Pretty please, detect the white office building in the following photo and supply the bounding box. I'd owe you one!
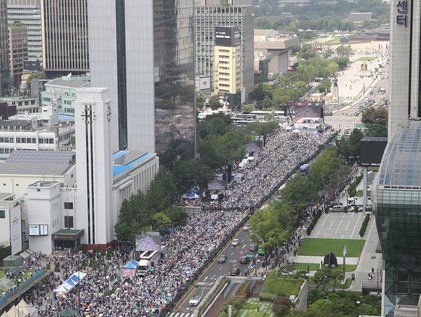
[88,0,155,153]
[389,0,421,137]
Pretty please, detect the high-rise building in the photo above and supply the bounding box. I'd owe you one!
[375,1,421,315]
[7,0,42,62]
[8,22,28,87]
[41,0,89,78]
[89,0,195,155]
[195,0,254,102]
[0,0,10,95]
[213,26,243,107]
[388,0,421,137]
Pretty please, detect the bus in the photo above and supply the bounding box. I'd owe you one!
[137,250,160,276]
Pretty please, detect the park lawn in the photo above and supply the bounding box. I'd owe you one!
[357,56,377,62]
[262,271,303,299]
[291,263,357,272]
[297,238,365,257]
[328,37,341,45]
[0,270,3,279]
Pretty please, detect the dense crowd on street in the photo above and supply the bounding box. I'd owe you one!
[2,129,334,316]
[220,130,333,210]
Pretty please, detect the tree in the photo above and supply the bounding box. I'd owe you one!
[196,93,205,111]
[242,103,256,113]
[336,45,353,58]
[167,208,187,226]
[144,169,176,213]
[361,107,388,126]
[298,44,317,60]
[366,123,387,137]
[153,212,173,231]
[173,159,213,193]
[208,95,221,110]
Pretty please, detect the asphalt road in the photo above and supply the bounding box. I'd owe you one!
[169,226,257,316]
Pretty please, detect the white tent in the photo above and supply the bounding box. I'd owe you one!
[54,271,87,293]
[13,299,37,317]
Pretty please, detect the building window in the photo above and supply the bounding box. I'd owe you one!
[0,210,5,218]
[64,202,73,209]
[64,216,74,228]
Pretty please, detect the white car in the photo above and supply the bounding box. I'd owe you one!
[243,225,250,231]
[189,296,202,306]
[232,239,239,247]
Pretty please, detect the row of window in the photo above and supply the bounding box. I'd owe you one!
[0,137,55,144]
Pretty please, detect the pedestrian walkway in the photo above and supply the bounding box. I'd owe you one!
[294,256,359,265]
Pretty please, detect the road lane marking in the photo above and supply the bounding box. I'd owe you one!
[242,244,246,249]
[204,276,208,281]
[219,266,222,270]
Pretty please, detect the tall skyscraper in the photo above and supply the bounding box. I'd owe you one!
[0,0,10,95]
[389,0,421,137]
[8,22,28,87]
[41,0,89,78]
[7,0,42,62]
[195,0,254,101]
[375,1,421,315]
[89,0,195,155]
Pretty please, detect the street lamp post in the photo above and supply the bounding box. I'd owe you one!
[342,244,347,284]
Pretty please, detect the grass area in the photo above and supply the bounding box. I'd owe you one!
[0,270,3,279]
[262,271,303,300]
[297,238,365,257]
[357,56,377,62]
[328,37,341,45]
[219,299,271,317]
[291,262,357,272]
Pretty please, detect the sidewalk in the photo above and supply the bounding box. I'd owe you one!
[294,256,359,266]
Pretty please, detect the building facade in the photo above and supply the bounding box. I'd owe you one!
[389,0,421,137]
[0,0,10,95]
[0,95,39,114]
[41,75,90,115]
[41,0,89,77]
[195,1,254,101]
[89,0,195,155]
[213,27,242,107]
[8,22,28,87]
[7,0,42,62]
[374,1,421,315]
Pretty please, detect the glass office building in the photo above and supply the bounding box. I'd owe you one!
[154,0,196,156]
[375,122,421,315]
[0,0,10,95]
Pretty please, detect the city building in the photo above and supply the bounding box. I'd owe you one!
[0,0,10,95]
[195,0,254,101]
[7,0,42,62]
[0,116,74,160]
[41,74,90,116]
[0,193,22,254]
[347,12,373,27]
[89,0,195,155]
[213,27,243,107]
[388,0,421,137]
[8,22,28,87]
[0,95,39,114]
[374,1,421,315]
[41,0,89,77]
[254,29,299,78]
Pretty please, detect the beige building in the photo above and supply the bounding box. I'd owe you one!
[41,0,89,77]
[8,22,28,87]
[213,27,242,107]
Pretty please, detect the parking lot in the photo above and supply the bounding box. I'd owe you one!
[310,211,366,239]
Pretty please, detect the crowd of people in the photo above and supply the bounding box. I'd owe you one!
[3,128,334,316]
[220,130,333,210]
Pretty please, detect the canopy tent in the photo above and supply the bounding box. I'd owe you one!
[208,180,226,191]
[292,129,301,133]
[123,260,139,277]
[182,190,200,200]
[15,299,37,317]
[54,271,87,293]
[135,234,161,252]
[299,164,310,171]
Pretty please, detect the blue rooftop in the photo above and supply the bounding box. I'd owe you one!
[112,151,154,177]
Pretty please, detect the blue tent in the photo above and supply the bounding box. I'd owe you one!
[182,190,200,200]
[123,260,139,270]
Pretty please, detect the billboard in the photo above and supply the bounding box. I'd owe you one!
[215,26,240,47]
[28,224,48,236]
[360,137,388,167]
[198,77,211,90]
[10,205,22,255]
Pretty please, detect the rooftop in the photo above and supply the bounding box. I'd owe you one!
[29,181,60,188]
[0,150,75,176]
[45,75,90,89]
[0,193,14,201]
[112,150,155,178]
[379,122,421,188]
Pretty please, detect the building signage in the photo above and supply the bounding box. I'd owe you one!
[215,26,240,47]
[396,0,408,27]
[10,206,22,255]
[29,224,48,236]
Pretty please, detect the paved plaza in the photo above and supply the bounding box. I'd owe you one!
[311,212,366,239]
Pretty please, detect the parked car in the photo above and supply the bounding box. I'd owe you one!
[189,296,202,306]
[232,239,239,247]
[249,244,258,252]
[330,204,345,212]
[218,254,227,263]
[230,267,240,276]
[240,256,250,264]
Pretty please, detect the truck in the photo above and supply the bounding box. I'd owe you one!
[137,250,160,276]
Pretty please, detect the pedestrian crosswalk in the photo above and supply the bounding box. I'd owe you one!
[167,312,192,317]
